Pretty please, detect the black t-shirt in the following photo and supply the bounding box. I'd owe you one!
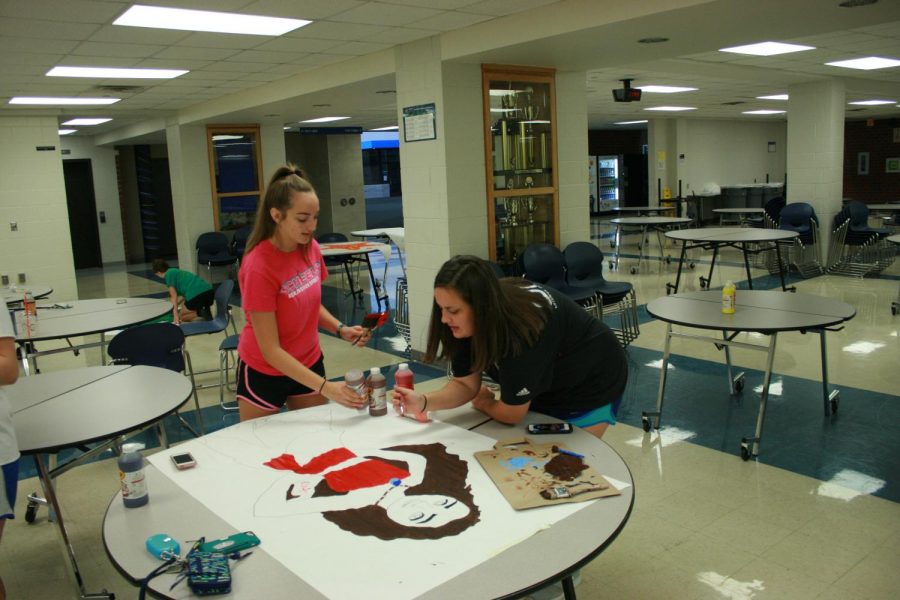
[450,284,628,414]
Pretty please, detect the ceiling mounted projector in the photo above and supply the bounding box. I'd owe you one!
[612,79,642,102]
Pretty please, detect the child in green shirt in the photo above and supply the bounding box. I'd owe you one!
[152,259,214,324]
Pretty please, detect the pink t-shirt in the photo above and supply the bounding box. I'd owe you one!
[237,239,327,376]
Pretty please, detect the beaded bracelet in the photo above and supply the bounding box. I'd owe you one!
[318,378,327,393]
[421,394,428,412]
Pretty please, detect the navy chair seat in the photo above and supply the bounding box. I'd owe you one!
[522,243,597,304]
[181,279,235,338]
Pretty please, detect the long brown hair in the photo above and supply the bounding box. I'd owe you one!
[244,164,315,257]
[424,255,549,372]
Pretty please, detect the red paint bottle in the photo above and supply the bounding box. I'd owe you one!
[396,363,429,422]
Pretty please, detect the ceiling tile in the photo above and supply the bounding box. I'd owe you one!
[0,52,61,67]
[0,0,123,23]
[327,40,393,55]
[175,32,268,50]
[56,55,142,68]
[407,10,492,31]
[201,61,266,73]
[153,46,242,61]
[0,17,99,41]
[0,37,79,54]
[291,53,350,66]
[361,26,437,45]
[330,2,443,26]
[133,58,215,70]
[462,0,557,17]
[239,0,366,20]
[297,20,389,40]
[72,41,166,59]
[385,0,482,8]
[251,36,343,53]
[228,49,308,63]
[186,69,245,80]
[88,25,193,46]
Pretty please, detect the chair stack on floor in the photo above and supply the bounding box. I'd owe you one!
[750,196,785,269]
[196,232,239,282]
[521,243,600,317]
[562,241,640,347]
[828,201,894,277]
[775,202,823,278]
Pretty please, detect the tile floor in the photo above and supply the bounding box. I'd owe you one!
[1,220,897,599]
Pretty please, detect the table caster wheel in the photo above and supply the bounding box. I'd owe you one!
[641,416,651,432]
[666,287,672,295]
[892,305,898,316]
[699,277,708,288]
[25,500,38,523]
[733,374,745,393]
[740,444,751,461]
[665,256,671,264]
[830,390,840,414]
[630,267,637,275]
[609,261,614,269]
[609,240,615,248]
[637,243,642,250]
[689,262,696,269]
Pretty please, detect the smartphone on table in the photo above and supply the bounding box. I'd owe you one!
[171,452,197,470]
[526,422,574,434]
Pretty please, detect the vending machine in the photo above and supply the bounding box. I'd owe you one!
[597,155,621,211]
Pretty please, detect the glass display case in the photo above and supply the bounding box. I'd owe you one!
[482,65,558,267]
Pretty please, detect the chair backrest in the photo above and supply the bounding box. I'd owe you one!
[764,196,785,222]
[107,323,186,373]
[563,241,606,284]
[196,231,229,253]
[521,243,566,288]
[847,201,870,228]
[212,279,234,325]
[316,232,348,244]
[779,202,813,228]
[230,226,252,258]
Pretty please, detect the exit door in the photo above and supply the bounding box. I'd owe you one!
[63,159,103,269]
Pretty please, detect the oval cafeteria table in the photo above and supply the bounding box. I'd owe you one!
[350,227,406,275]
[2,284,52,305]
[103,410,634,600]
[10,365,194,600]
[13,296,170,374]
[643,290,856,460]
[711,207,765,226]
[319,241,392,311]
[610,216,692,274]
[665,227,798,294]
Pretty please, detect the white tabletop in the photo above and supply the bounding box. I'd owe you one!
[646,290,856,333]
[887,234,900,245]
[712,208,765,214]
[13,297,170,342]
[612,206,675,213]
[866,204,900,211]
[319,241,392,262]
[3,285,52,305]
[666,226,798,243]
[103,410,634,599]
[610,216,692,226]
[9,365,192,454]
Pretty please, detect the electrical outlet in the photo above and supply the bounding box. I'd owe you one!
[1,275,8,286]
[10,222,17,232]
[18,273,26,284]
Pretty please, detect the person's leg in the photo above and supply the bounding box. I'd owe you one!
[183,289,214,322]
[0,518,6,600]
[235,359,287,422]
[284,355,328,411]
[0,459,19,600]
[568,397,622,439]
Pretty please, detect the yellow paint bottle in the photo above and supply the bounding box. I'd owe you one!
[722,280,736,314]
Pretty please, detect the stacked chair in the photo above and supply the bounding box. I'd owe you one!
[521,243,599,318]
[775,202,823,278]
[749,196,785,269]
[196,232,239,282]
[828,201,894,277]
[562,241,640,347]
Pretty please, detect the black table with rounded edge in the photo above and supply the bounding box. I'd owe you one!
[712,207,765,226]
[609,216,692,274]
[13,297,170,374]
[101,409,634,600]
[665,227,799,295]
[888,234,900,315]
[9,365,193,600]
[3,284,53,305]
[643,290,856,460]
[611,205,675,216]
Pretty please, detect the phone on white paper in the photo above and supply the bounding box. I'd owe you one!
[526,422,574,434]
[171,452,197,470]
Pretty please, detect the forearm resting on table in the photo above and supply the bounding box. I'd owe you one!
[0,338,19,385]
[478,396,529,425]
[422,376,479,412]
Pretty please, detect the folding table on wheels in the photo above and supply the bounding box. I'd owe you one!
[642,290,856,460]
[609,216,692,274]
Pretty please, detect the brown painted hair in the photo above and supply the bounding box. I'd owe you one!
[424,255,549,373]
[243,164,315,257]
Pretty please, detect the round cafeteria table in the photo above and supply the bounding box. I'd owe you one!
[610,216,692,274]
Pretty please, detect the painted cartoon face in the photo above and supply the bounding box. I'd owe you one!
[434,287,474,339]
[272,190,319,247]
[385,494,470,528]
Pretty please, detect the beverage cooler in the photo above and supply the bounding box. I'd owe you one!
[596,155,621,211]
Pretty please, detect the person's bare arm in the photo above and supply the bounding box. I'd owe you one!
[0,338,19,386]
[167,286,180,324]
[391,371,482,415]
[471,386,530,424]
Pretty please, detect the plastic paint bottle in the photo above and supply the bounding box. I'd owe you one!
[23,290,36,320]
[118,443,149,508]
[345,370,367,411]
[367,367,387,417]
[395,363,429,422]
[722,280,736,314]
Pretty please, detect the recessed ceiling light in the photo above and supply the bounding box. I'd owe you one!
[114,4,311,36]
[638,85,697,93]
[638,37,669,44]
[720,41,815,56]
[47,66,187,79]
[283,126,291,131]
[300,116,350,123]
[757,94,789,100]
[371,125,399,131]
[61,118,112,126]
[9,96,120,105]
[742,110,786,115]
[644,106,696,112]
[848,99,896,105]
[614,120,649,125]
[58,129,76,135]
[826,56,900,70]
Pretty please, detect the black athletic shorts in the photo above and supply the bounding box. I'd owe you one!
[236,354,326,412]
[184,289,214,311]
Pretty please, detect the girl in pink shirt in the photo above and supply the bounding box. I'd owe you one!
[236,165,371,421]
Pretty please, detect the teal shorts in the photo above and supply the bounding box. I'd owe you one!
[539,397,622,428]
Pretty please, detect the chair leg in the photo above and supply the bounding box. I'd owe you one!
[182,350,206,436]
[219,348,239,411]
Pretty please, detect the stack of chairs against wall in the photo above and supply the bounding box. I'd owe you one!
[562,241,640,347]
[775,202,823,278]
[521,243,600,318]
[750,196,785,269]
[828,201,895,277]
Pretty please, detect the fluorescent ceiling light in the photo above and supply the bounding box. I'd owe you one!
[47,66,187,79]
[644,106,696,112]
[114,4,310,36]
[848,99,895,106]
[283,127,291,130]
[638,85,697,93]
[212,134,244,141]
[719,41,815,56]
[58,129,76,135]
[371,125,399,131]
[742,110,786,115]
[300,116,350,123]
[62,118,111,126]
[757,94,788,100]
[9,96,120,105]
[614,120,648,125]
[826,56,900,70]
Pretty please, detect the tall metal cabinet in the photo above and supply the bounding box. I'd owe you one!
[482,65,558,268]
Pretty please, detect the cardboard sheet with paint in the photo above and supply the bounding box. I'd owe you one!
[474,438,620,510]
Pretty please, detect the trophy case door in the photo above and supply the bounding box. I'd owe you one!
[482,65,559,269]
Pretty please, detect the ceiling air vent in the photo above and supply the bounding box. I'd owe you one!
[94,85,145,94]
